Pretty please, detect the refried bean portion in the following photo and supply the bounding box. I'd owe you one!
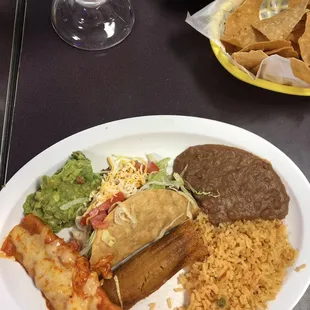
[173,144,289,225]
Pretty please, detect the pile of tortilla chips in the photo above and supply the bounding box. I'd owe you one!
[221,0,310,85]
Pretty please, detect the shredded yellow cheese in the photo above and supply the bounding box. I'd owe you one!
[86,156,148,214]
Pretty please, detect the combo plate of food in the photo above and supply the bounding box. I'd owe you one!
[0,115,309,310]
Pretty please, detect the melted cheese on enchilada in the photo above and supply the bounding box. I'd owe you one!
[1,214,120,310]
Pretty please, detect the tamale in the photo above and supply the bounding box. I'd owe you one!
[102,220,208,310]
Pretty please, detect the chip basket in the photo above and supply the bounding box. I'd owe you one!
[210,40,310,96]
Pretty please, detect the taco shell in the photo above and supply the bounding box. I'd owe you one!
[90,189,199,266]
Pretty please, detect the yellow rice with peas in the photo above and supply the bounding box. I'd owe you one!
[179,214,298,310]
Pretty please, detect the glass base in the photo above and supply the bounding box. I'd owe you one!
[51,0,135,51]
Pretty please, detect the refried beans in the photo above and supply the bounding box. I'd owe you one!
[173,144,289,225]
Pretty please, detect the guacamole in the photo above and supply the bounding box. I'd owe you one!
[23,151,101,232]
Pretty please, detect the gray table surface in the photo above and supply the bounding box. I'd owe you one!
[0,0,15,136]
[4,0,310,308]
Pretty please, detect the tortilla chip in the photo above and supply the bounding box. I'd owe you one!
[290,58,310,83]
[287,27,306,42]
[266,46,299,57]
[292,41,301,56]
[252,4,308,40]
[240,40,291,52]
[221,35,242,47]
[224,0,263,38]
[221,35,242,54]
[232,50,268,70]
[289,0,304,7]
[224,0,267,47]
[299,12,310,65]
[289,0,310,7]
[251,64,261,75]
[293,19,306,31]
[235,27,269,48]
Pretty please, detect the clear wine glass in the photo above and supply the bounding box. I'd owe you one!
[51,0,135,51]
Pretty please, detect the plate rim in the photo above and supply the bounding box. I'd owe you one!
[0,115,310,310]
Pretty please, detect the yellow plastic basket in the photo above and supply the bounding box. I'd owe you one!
[210,40,310,96]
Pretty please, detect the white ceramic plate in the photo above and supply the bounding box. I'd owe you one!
[0,115,310,310]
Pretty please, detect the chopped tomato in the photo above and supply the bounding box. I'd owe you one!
[88,208,100,217]
[91,221,109,229]
[135,160,159,173]
[80,207,99,226]
[80,192,125,228]
[69,239,81,252]
[147,161,159,173]
[110,192,125,204]
[97,201,110,212]
[134,161,142,170]
[89,211,108,229]
[80,216,87,226]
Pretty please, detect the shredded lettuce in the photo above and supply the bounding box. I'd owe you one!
[155,157,171,170]
[59,197,89,211]
[146,157,171,189]
[79,230,96,256]
[114,202,137,228]
[114,275,123,309]
[146,153,157,163]
[101,230,116,247]
[140,165,198,208]
[185,181,220,197]
[75,215,85,231]
[155,213,184,241]
[186,202,193,220]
